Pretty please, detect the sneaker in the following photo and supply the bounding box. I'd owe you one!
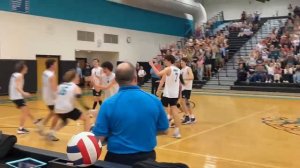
[181,115,187,121]
[17,128,30,134]
[35,119,45,136]
[46,133,59,141]
[190,117,197,124]
[182,116,191,125]
[172,132,181,139]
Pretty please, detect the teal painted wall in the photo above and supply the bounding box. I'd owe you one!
[0,0,190,36]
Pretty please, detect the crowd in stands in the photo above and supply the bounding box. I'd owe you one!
[229,11,263,38]
[157,31,229,81]
[237,5,300,84]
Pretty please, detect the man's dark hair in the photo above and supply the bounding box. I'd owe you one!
[181,57,189,63]
[63,69,77,82]
[15,61,26,72]
[46,59,56,69]
[93,58,99,62]
[101,61,113,72]
[164,55,176,64]
[115,62,136,86]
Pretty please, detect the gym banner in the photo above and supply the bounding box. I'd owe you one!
[11,0,29,13]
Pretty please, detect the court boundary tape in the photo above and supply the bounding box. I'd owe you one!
[157,148,281,168]
[159,107,276,148]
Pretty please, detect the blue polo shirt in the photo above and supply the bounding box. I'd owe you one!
[92,85,169,154]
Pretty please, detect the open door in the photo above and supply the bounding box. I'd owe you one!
[36,55,60,93]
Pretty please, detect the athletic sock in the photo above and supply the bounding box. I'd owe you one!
[167,114,171,120]
[190,114,195,118]
[174,127,180,134]
[93,102,97,109]
[98,101,102,106]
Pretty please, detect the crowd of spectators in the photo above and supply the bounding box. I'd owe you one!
[157,31,229,81]
[237,6,300,84]
[229,11,263,38]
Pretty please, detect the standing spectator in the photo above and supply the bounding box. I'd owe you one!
[150,61,161,95]
[237,63,248,82]
[92,62,168,166]
[288,4,293,16]
[292,34,300,55]
[76,62,83,86]
[138,66,146,86]
[83,63,92,88]
[293,65,300,83]
[241,11,247,22]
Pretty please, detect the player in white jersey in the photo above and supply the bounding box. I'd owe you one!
[91,59,103,110]
[9,61,42,134]
[39,59,59,134]
[180,58,196,124]
[47,70,91,141]
[100,61,119,100]
[149,55,182,138]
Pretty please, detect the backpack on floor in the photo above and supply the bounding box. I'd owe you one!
[133,160,189,168]
[0,132,17,159]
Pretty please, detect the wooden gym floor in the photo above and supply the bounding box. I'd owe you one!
[0,91,300,168]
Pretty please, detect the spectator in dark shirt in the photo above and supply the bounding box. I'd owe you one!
[83,63,92,88]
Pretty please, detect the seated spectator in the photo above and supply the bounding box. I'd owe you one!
[250,65,267,83]
[283,65,294,83]
[274,63,282,83]
[293,65,300,83]
[265,62,275,83]
[268,45,280,60]
[237,63,248,82]
[92,62,169,166]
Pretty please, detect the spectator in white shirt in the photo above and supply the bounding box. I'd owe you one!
[138,66,146,86]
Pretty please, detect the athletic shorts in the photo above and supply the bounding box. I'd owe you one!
[161,97,178,107]
[12,99,26,108]
[93,89,102,97]
[47,105,55,111]
[182,90,191,100]
[57,108,82,122]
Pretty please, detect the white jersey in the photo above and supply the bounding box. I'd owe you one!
[42,70,55,105]
[181,66,193,91]
[9,73,24,100]
[55,82,77,114]
[101,72,119,99]
[163,66,180,98]
[92,67,103,89]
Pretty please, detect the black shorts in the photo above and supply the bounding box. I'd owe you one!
[47,105,55,111]
[57,108,82,122]
[12,99,26,108]
[182,90,191,100]
[93,89,102,97]
[161,97,178,107]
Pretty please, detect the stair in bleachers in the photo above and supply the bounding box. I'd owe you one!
[202,18,285,91]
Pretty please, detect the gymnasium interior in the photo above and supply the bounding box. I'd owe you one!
[0,0,300,167]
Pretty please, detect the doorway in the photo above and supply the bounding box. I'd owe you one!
[36,55,60,93]
[75,50,119,69]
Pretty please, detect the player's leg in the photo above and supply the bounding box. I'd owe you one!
[170,103,181,139]
[17,100,41,134]
[79,112,90,131]
[43,106,55,125]
[47,114,67,141]
[180,97,190,124]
